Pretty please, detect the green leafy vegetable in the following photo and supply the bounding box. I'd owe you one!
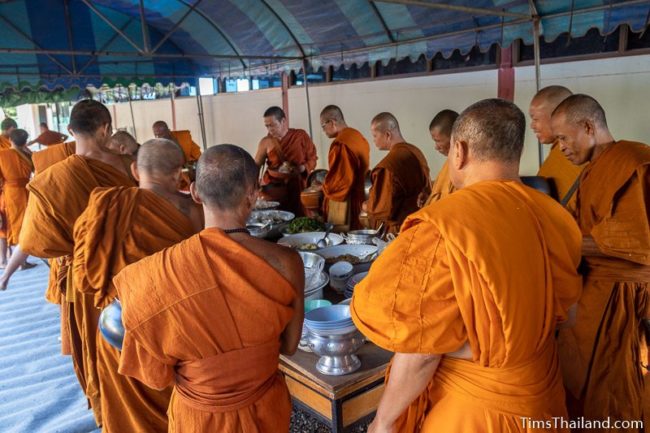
[287,217,325,234]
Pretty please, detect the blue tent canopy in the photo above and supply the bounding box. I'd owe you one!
[0,0,649,92]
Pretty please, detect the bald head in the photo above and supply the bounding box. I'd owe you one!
[320,105,347,139]
[320,105,345,123]
[137,139,184,176]
[1,118,17,134]
[152,121,172,139]
[552,94,608,129]
[108,131,139,156]
[370,112,404,151]
[69,100,111,136]
[529,85,572,144]
[429,110,458,155]
[452,98,525,163]
[195,144,259,211]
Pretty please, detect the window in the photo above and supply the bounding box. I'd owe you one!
[198,77,216,96]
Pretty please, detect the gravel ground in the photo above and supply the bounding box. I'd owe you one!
[290,404,370,433]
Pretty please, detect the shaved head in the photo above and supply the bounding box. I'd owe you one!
[195,144,259,210]
[152,120,172,139]
[320,105,345,123]
[137,138,184,175]
[452,98,525,163]
[108,131,139,156]
[529,85,572,144]
[429,110,458,135]
[69,100,111,136]
[9,129,28,146]
[1,118,17,133]
[552,94,608,129]
[371,112,400,133]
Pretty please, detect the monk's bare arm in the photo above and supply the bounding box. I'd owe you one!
[278,249,305,356]
[254,138,269,167]
[370,353,441,433]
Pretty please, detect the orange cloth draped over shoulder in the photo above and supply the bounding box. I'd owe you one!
[558,140,650,429]
[114,228,296,433]
[32,141,76,175]
[321,127,370,230]
[261,128,317,216]
[0,148,33,245]
[367,142,430,234]
[170,130,202,163]
[35,130,67,146]
[0,135,11,149]
[538,143,585,210]
[352,181,582,432]
[19,155,136,424]
[424,160,454,206]
[73,186,198,433]
[0,135,11,239]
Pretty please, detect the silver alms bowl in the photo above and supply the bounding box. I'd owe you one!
[99,299,125,351]
[306,329,365,375]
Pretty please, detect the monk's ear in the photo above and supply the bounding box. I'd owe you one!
[583,119,596,137]
[130,162,140,182]
[190,182,202,204]
[451,139,468,169]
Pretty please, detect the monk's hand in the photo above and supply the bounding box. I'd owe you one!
[367,418,396,433]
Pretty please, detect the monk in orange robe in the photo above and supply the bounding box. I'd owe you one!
[17,100,136,425]
[530,85,585,209]
[319,105,370,230]
[73,139,202,433]
[254,106,317,216]
[152,120,201,163]
[422,109,458,206]
[551,94,650,430]
[105,130,138,156]
[32,141,76,175]
[0,129,34,271]
[352,99,582,433]
[365,112,430,234]
[0,118,17,267]
[113,144,304,433]
[27,122,68,147]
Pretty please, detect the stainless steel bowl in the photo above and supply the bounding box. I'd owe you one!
[247,223,271,238]
[345,229,378,245]
[364,171,372,200]
[306,329,365,375]
[99,299,125,351]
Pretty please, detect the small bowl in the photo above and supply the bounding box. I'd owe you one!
[329,261,354,292]
[305,299,332,313]
[299,251,325,287]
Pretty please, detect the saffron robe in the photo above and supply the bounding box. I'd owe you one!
[33,142,76,175]
[424,160,455,206]
[557,140,650,430]
[34,130,67,146]
[0,134,10,239]
[352,180,582,432]
[19,155,135,424]
[170,130,202,163]
[73,186,198,433]
[114,228,296,433]
[322,128,370,230]
[538,143,584,209]
[367,142,430,234]
[0,148,33,245]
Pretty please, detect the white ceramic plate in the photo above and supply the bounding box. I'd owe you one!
[316,244,378,264]
[278,232,344,250]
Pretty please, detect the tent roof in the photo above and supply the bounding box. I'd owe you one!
[1,0,649,92]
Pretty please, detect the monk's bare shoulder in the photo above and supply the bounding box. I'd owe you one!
[240,236,304,291]
[174,192,204,231]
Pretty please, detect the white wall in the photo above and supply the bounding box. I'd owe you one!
[15,104,40,139]
[109,53,650,177]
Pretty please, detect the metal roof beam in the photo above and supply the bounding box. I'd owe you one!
[259,0,307,57]
[369,1,396,43]
[151,0,204,54]
[63,0,77,74]
[139,0,151,53]
[375,0,530,19]
[0,13,73,75]
[77,17,136,75]
[80,0,144,53]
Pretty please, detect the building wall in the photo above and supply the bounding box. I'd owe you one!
[104,54,650,177]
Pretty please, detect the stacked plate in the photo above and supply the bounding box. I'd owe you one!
[305,271,329,301]
[304,305,356,335]
[344,271,368,298]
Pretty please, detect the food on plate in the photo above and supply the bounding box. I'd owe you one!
[254,199,279,210]
[286,217,325,234]
[324,254,364,265]
[298,243,318,250]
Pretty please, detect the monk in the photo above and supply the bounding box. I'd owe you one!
[72,139,202,433]
[352,99,583,433]
[113,144,304,433]
[254,106,317,216]
[530,85,584,209]
[0,118,17,266]
[320,105,370,230]
[28,122,68,147]
[152,120,201,163]
[105,130,138,156]
[18,100,136,425]
[364,112,430,234]
[422,109,458,206]
[552,94,650,429]
[0,129,34,274]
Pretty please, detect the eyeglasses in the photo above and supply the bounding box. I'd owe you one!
[320,119,332,129]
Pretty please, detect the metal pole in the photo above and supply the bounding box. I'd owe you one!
[195,82,207,150]
[532,16,543,167]
[128,88,137,140]
[170,84,177,130]
[302,59,314,139]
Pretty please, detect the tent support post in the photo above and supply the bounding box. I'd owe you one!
[530,1,544,167]
[196,83,207,150]
[281,72,290,126]
[171,84,177,130]
[302,59,313,139]
[128,93,137,141]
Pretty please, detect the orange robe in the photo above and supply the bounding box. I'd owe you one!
[73,186,198,433]
[367,142,430,234]
[19,155,136,424]
[114,229,296,433]
[0,134,11,240]
[538,143,585,210]
[558,140,650,428]
[35,130,67,146]
[0,135,10,149]
[352,180,582,432]
[32,141,76,175]
[261,128,317,216]
[424,160,454,206]
[170,130,202,163]
[0,148,33,245]
[322,127,370,230]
